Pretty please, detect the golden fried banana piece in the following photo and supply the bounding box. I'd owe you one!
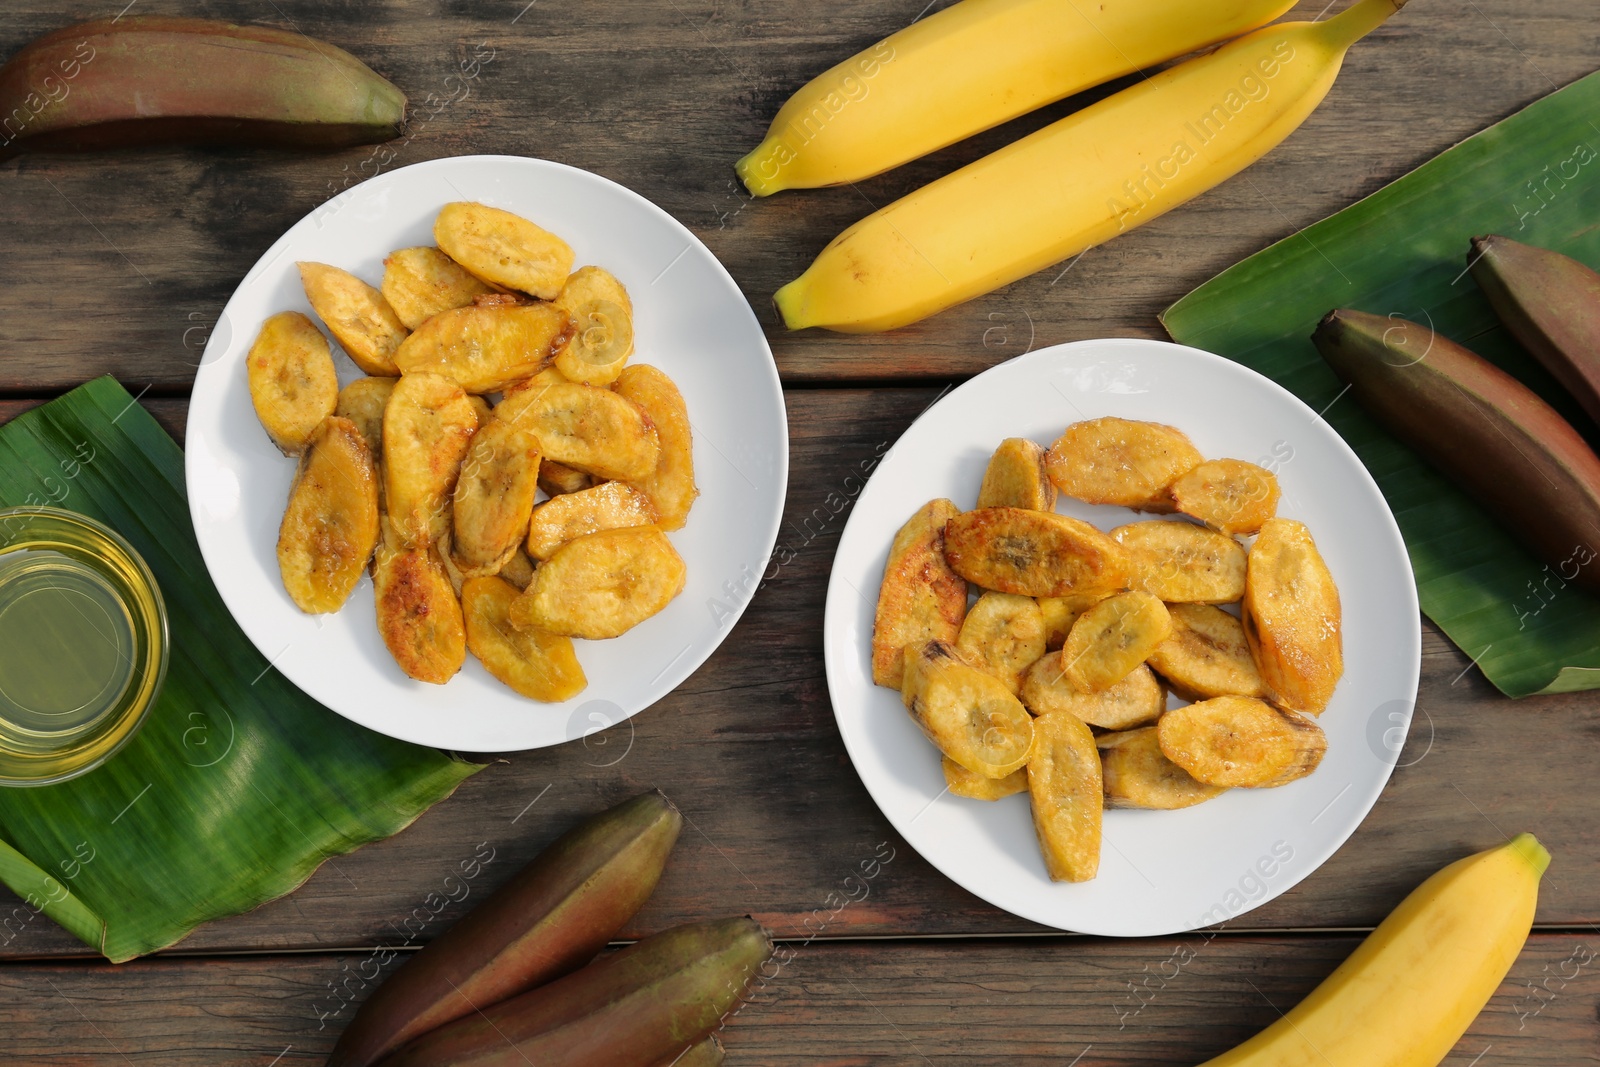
[248,311,338,454]
[1045,416,1202,509]
[1061,591,1172,693]
[495,379,660,482]
[1171,458,1281,536]
[1037,593,1106,650]
[298,262,408,376]
[335,376,397,457]
[871,499,967,689]
[1157,695,1327,788]
[525,481,658,561]
[976,437,1056,511]
[393,303,575,394]
[943,757,1028,801]
[463,576,586,702]
[1098,727,1226,810]
[942,507,1129,598]
[1242,518,1343,714]
[538,460,595,497]
[1027,710,1102,883]
[900,641,1034,779]
[497,547,536,590]
[383,373,479,546]
[373,533,467,684]
[452,417,542,577]
[509,527,685,639]
[614,365,698,530]
[381,246,498,330]
[434,201,575,299]
[554,266,634,386]
[955,591,1046,694]
[1146,603,1264,701]
[1111,520,1246,604]
[277,417,379,614]
[1019,657,1164,730]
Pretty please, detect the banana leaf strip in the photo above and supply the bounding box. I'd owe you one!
[0,377,480,961]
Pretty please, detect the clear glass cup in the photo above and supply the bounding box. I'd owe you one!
[0,506,168,786]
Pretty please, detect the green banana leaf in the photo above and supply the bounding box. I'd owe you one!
[1162,69,1600,699]
[0,377,481,962]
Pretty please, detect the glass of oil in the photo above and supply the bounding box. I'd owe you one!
[0,506,168,787]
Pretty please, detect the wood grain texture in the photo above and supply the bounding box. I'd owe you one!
[0,392,1594,961]
[1,933,1594,1064]
[0,1,1596,389]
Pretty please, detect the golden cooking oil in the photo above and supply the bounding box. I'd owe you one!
[0,508,167,786]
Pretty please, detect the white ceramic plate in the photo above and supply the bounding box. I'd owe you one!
[824,339,1420,937]
[187,156,787,752]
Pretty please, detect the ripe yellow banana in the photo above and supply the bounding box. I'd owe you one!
[775,0,1409,333]
[735,0,1297,196]
[1200,833,1549,1067]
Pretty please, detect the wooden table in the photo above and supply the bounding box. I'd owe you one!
[2,1,1597,1062]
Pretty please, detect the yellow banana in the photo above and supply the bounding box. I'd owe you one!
[775,0,1409,333]
[735,0,1297,196]
[1200,833,1548,1067]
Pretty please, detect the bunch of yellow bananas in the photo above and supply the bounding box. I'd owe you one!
[742,0,1411,332]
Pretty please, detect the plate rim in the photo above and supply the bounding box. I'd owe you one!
[185,153,789,752]
[822,336,1422,937]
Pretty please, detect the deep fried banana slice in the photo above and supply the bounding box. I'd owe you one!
[1061,591,1172,693]
[497,548,536,590]
[463,575,586,702]
[943,756,1028,801]
[1098,727,1226,809]
[1111,520,1246,604]
[383,373,479,546]
[1157,695,1327,788]
[1045,417,1202,509]
[871,499,966,689]
[1171,459,1281,536]
[1027,710,1102,883]
[942,507,1128,598]
[955,591,1046,694]
[381,246,497,330]
[434,201,575,299]
[1019,656,1164,730]
[277,417,379,613]
[1242,518,1343,714]
[1146,603,1264,701]
[248,311,338,454]
[502,372,596,498]
[452,417,542,577]
[335,376,397,457]
[393,303,575,394]
[976,437,1056,511]
[495,378,660,482]
[373,532,466,684]
[614,364,698,530]
[525,481,658,561]
[509,527,685,639]
[298,262,408,376]
[538,460,596,497]
[554,266,634,386]
[1037,592,1107,650]
[900,641,1033,779]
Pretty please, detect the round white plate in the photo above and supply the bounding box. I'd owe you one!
[823,339,1420,937]
[187,156,787,752]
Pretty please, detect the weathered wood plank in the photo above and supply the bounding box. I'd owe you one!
[1,933,1593,1063]
[0,1,1595,389]
[0,390,1595,961]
